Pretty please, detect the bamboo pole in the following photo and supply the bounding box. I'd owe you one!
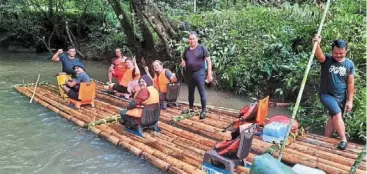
[29,74,41,103]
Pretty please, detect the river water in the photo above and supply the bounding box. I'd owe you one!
[0,50,290,173]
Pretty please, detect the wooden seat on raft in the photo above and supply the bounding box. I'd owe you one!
[67,82,96,109]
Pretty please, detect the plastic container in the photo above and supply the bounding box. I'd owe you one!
[262,121,288,143]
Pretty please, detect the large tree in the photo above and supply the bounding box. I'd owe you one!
[107,0,178,64]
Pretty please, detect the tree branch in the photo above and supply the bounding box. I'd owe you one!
[65,22,85,58]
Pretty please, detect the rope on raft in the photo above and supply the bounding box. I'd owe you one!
[85,114,121,129]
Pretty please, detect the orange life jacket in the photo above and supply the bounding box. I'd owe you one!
[125,86,159,118]
[120,68,140,87]
[113,57,126,76]
[153,69,171,93]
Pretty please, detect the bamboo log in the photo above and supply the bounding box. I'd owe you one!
[140,152,173,172]
[307,133,364,150]
[16,87,87,128]
[166,107,236,124]
[251,139,365,174]
[350,146,366,174]
[297,136,361,154]
[24,87,92,124]
[95,125,205,174]
[287,142,366,170]
[251,143,348,174]
[159,122,217,147]
[108,124,204,167]
[108,123,204,167]
[235,166,250,174]
[150,131,209,155]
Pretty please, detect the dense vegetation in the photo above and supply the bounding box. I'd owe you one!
[0,0,365,141]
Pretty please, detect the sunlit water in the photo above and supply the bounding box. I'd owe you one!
[0,50,290,173]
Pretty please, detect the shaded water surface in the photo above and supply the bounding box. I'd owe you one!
[0,50,290,173]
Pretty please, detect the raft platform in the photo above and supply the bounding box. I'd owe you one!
[14,82,366,174]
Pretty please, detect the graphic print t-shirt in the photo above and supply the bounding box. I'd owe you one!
[319,54,355,100]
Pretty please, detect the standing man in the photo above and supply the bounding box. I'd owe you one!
[52,46,84,76]
[313,34,355,150]
[180,31,213,119]
[108,48,127,84]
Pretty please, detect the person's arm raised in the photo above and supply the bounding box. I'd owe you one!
[132,56,140,76]
[52,49,63,62]
[313,34,326,63]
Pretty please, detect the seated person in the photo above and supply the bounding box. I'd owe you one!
[52,46,84,77]
[119,75,160,131]
[146,60,177,110]
[108,48,127,84]
[60,64,91,100]
[107,57,140,97]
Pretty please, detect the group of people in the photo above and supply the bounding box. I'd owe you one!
[51,32,354,150]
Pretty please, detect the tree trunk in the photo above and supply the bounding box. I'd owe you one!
[131,3,160,62]
[132,0,177,60]
[107,0,141,57]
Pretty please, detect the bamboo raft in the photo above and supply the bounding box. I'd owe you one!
[14,83,366,174]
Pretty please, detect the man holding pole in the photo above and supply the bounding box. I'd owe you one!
[313,34,355,150]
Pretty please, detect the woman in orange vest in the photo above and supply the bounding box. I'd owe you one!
[119,75,160,132]
[145,60,177,110]
[108,57,141,97]
[108,48,127,84]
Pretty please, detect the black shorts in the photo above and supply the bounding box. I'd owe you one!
[113,84,128,93]
[67,89,79,100]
